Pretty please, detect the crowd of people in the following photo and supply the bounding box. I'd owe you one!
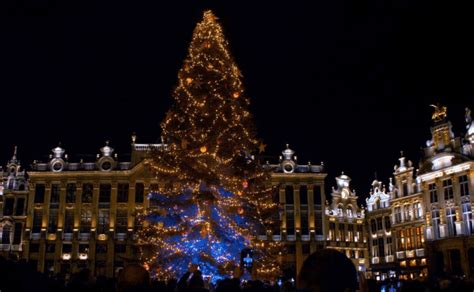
[2,249,474,292]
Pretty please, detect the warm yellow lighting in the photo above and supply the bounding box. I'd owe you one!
[200,146,207,153]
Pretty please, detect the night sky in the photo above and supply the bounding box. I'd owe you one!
[1,1,474,200]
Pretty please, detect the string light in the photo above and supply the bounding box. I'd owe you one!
[137,10,283,282]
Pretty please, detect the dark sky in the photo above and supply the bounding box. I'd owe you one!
[1,0,474,200]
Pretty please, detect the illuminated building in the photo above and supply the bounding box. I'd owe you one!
[366,178,396,281]
[0,147,28,259]
[325,173,369,272]
[23,136,162,277]
[267,145,327,277]
[389,153,427,280]
[419,106,474,277]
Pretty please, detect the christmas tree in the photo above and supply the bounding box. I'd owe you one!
[137,10,282,281]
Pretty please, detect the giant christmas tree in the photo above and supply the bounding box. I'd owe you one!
[137,10,282,281]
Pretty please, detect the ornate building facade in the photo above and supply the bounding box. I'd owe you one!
[419,106,474,277]
[23,137,160,277]
[366,178,396,281]
[267,145,327,277]
[0,147,28,259]
[325,173,369,272]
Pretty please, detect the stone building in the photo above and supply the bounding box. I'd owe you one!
[419,106,474,277]
[366,178,396,281]
[267,145,326,278]
[0,147,28,259]
[325,173,369,272]
[23,136,161,277]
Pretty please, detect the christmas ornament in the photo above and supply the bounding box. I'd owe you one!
[233,92,240,98]
[181,139,188,149]
[238,207,244,215]
[258,142,267,153]
[186,77,193,84]
[200,146,207,153]
[242,180,248,189]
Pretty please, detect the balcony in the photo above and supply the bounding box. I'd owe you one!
[406,250,415,258]
[386,255,394,263]
[301,235,310,241]
[11,244,21,251]
[116,233,127,241]
[272,234,281,241]
[0,244,10,251]
[372,257,380,264]
[287,235,296,241]
[396,251,405,259]
[78,233,90,241]
[31,233,41,240]
[63,233,73,241]
[257,235,267,240]
[416,248,425,257]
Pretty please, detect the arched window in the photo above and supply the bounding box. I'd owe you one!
[375,198,381,210]
[1,223,12,244]
[346,206,353,218]
[432,209,440,239]
[463,201,473,235]
[446,207,457,237]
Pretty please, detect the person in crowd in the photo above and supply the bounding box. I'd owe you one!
[298,249,362,292]
[117,263,150,292]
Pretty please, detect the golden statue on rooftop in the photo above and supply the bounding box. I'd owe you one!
[430,103,447,122]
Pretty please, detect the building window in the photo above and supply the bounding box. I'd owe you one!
[302,244,310,255]
[315,212,323,235]
[99,184,111,206]
[384,216,391,230]
[50,184,60,208]
[116,244,126,254]
[285,186,294,204]
[300,209,309,235]
[386,237,393,255]
[64,209,74,233]
[286,210,295,235]
[371,219,376,234]
[347,224,354,242]
[372,239,378,257]
[375,198,381,210]
[299,185,308,205]
[48,209,58,233]
[116,209,128,233]
[34,184,45,203]
[416,226,424,248]
[32,210,42,233]
[462,201,473,235]
[97,209,109,234]
[313,185,322,205]
[80,208,92,233]
[429,183,438,203]
[356,224,363,242]
[376,217,383,231]
[15,198,25,216]
[135,183,144,203]
[413,202,422,220]
[3,198,14,216]
[402,181,409,197]
[443,179,454,201]
[117,183,129,203]
[46,243,55,253]
[338,223,345,241]
[1,224,11,244]
[82,183,93,203]
[404,205,411,221]
[12,222,22,244]
[446,207,457,237]
[460,175,469,197]
[96,244,107,254]
[346,206,353,218]
[394,206,402,224]
[329,222,335,240]
[378,237,385,257]
[66,183,76,203]
[432,209,440,239]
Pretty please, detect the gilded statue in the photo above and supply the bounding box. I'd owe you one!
[430,103,447,122]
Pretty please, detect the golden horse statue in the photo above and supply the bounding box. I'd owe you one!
[430,104,447,122]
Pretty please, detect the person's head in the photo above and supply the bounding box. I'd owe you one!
[298,249,358,292]
[188,271,205,289]
[117,263,150,292]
